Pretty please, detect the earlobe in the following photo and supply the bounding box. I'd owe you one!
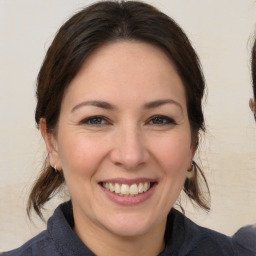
[188,146,196,170]
[39,118,61,169]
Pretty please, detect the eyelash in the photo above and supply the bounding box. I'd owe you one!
[80,115,176,127]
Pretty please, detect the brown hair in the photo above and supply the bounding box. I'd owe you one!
[28,0,210,218]
[252,38,256,101]
[251,38,256,120]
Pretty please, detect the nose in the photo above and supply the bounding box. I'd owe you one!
[109,125,150,170]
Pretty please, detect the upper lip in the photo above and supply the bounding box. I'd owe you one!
[99,178,158,186]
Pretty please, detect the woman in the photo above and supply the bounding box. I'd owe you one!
[2,1,254,255]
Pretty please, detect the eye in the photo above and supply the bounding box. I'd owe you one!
[147,115,176,126]
[80,116,110,126]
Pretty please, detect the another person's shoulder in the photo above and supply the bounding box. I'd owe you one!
[186,224,255,256]
[1,230,58,256]
[233,224,256,253]
[167,209,255,255]
[180,212,234,255]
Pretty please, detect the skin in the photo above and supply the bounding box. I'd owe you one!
[40,41,195,256]
[249,98,255,114]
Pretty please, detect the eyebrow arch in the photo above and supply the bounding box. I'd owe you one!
[71,100,116,112]
[144,99,183,112]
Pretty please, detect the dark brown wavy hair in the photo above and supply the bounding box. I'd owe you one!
[28,0,210,218]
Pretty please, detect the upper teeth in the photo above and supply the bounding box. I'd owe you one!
[102,182,150,196]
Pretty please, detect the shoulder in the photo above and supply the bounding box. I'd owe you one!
[164,209,255,256]
[1,202,72,256]
[233,224,256,253]
[1,230,59,256]
[2,201,94,256]
[179,211,234,255]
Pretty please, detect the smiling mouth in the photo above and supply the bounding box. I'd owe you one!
[100,182,156,196]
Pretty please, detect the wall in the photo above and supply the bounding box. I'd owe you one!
[0,0,255,251]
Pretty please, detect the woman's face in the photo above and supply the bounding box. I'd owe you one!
[45,41,194,238]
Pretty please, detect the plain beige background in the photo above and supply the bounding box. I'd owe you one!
[1,0,256,252]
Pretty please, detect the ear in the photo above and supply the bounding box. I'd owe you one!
[39,118,61,170]
[188,141,197,170]
[249,98,255,113]
[187,149,195,170]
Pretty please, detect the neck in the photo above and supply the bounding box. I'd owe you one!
[73,213,166,256]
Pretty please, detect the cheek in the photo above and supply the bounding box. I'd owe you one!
[153,135,192,174]
[57,134,109,176]
[57,135,110,199]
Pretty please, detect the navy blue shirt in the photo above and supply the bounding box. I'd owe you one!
[2,201,255,255]
[233,225,256,253]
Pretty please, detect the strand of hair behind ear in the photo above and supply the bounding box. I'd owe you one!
[27,159,65,220]
[183,161,210,211]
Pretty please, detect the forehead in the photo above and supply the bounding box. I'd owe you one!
[62,41,186,109]
[82,40,176,77]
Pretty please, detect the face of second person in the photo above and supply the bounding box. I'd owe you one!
[50,41,193,238]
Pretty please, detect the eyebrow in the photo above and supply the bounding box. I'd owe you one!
[144,99,183,112]
[71,99,183,112]
[71,100,116,112]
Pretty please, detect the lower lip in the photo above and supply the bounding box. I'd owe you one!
[100,184,157,206]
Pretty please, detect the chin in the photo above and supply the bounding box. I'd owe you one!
[102,212,158,238]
